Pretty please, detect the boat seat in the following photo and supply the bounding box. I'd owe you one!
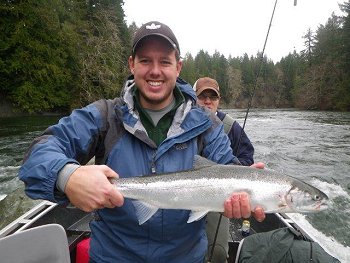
[0,223,70,263]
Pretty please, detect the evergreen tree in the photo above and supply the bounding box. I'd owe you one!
[227,57,245,108]
[240,53,255,98]
[301,28,316,66]
[0,0,73,113]
[72,0,130,107]
[211,51,229,103]
[278,52,300,102]
[0,0,130,113]
[338,1,350,110]
[194,50,211,77]
[180,53,197,85]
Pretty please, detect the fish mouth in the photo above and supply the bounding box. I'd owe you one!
[297,200,329,213]
[314,201,328,211]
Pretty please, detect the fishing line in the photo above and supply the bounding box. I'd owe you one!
[208,0,282,262]
[207,214,222,263]
[236,0,279,153]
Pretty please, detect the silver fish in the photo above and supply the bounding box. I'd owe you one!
[113,156,328,225]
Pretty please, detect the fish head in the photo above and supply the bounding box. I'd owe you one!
[284,182,329,213]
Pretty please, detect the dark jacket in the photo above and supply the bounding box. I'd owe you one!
[217,111,254,166]
[236,227,341,263]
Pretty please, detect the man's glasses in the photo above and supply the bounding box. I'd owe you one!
[197,94,220,101]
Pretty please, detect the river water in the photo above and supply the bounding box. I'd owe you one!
[0,109,349,262]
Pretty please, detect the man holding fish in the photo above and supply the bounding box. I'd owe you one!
[19,21,273,263]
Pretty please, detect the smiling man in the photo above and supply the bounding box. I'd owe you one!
[19,21,265,263]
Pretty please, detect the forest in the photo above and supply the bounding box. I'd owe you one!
[1,0,349,114]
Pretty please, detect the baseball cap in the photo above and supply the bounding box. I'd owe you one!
[132,21,180,54]
[193,77,220,97]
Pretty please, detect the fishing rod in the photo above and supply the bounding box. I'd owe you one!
[236,0,278,152]
[207,0,296,262]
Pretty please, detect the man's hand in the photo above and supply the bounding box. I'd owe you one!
[222,162,266,220]
[65,165,124,212]
[250,162,265,169]
[223,192,266,222]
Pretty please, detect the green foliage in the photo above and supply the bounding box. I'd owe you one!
[194,50,212,78]
[211,52,229,102]
[0,0,130,113]
[0,0,75,112]
[295,6,350,111]
[180,53,197,85]
[339,1,350,110]
[11,81,70,113]
[0,0,349,113]
[301,28,316,66]
[71,0,130,107]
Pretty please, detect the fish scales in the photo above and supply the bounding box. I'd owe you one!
[113,158,328,224]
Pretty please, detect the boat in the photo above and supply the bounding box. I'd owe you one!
[0,200,319,263]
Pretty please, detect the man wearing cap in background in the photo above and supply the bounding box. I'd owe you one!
[194,77,255,263]
[194,77,254,166]
[19,21,265,263]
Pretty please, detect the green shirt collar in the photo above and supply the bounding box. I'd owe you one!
[133,85,185,119]
[133,85,185,146]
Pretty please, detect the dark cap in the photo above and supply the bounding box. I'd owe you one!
[193,77,220,97]
[132,21,180,54]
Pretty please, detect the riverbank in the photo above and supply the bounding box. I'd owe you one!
[1,98,347,119]
[0,99,22,118]
[0,99,66,118]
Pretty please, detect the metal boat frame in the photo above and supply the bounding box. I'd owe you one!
[0,201,313,263]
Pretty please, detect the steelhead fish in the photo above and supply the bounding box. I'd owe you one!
[112,156,328,225]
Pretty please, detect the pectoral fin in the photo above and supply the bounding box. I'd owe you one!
[132,200,159,225]
[187,210,209,223]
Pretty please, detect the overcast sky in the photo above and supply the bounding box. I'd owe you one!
[123,0,343,62]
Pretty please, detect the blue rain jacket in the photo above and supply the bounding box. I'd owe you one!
[19,77,237,263]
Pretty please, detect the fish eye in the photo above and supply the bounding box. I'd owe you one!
[313,195,320,201]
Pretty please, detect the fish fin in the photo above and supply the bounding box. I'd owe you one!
[132,200,159,225]
[193,155,217,170]
[187,210,209,223]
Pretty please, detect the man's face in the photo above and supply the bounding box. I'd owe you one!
[197,90,220,113]
[128,36,182,110]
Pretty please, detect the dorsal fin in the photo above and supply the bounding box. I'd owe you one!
[193,155,216,170]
